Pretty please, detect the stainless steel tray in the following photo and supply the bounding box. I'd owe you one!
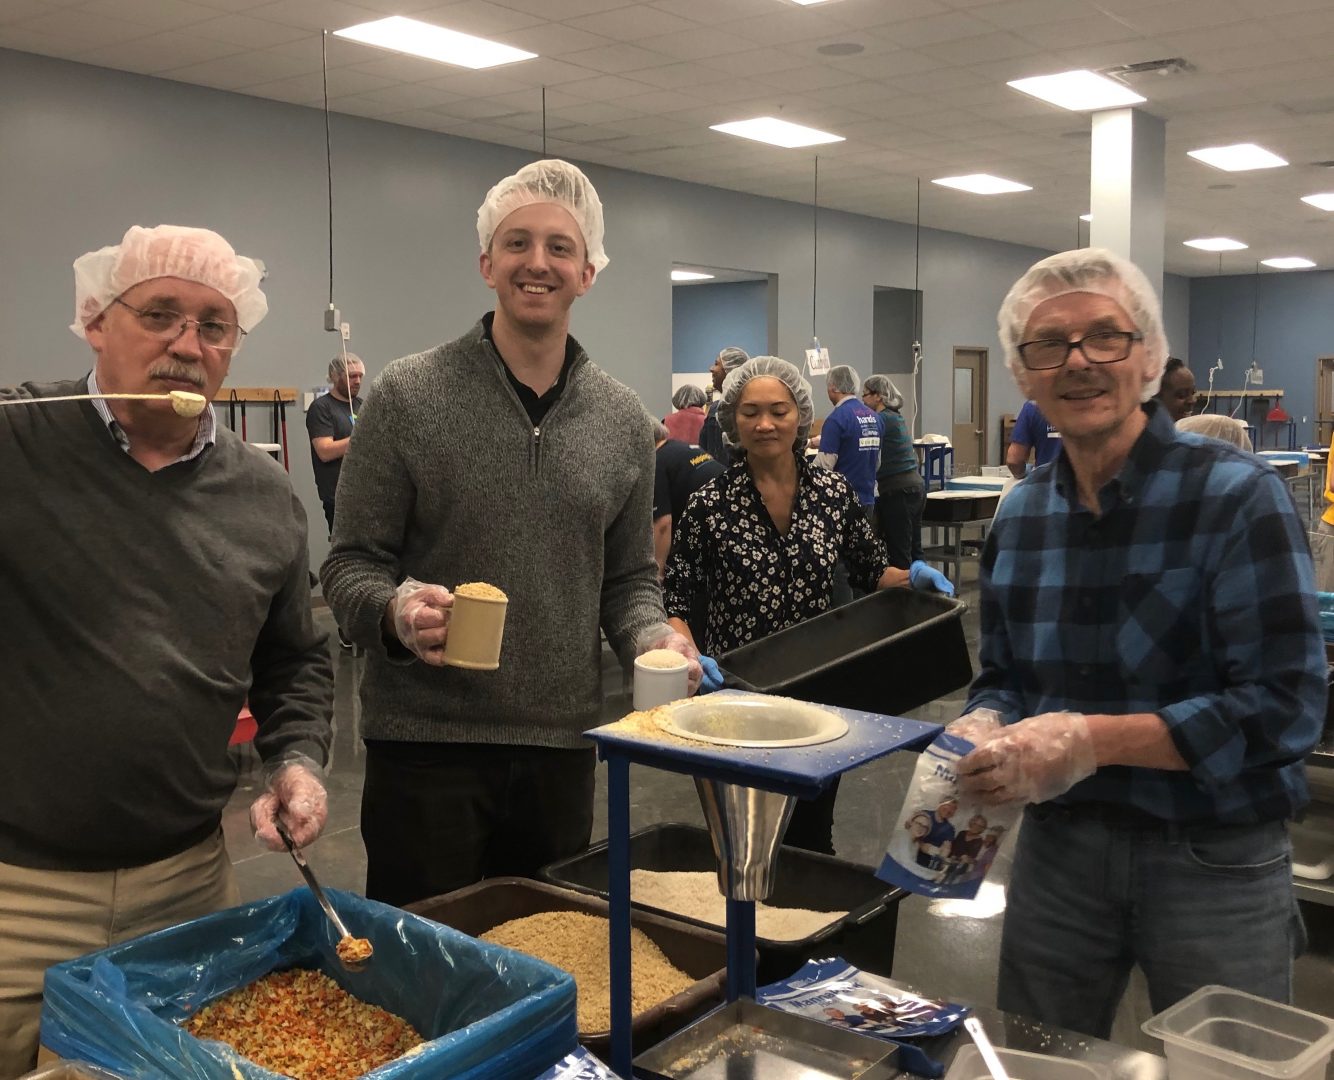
[633,998,900,1079]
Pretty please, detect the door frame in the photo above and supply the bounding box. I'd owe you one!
[951,346,990,471]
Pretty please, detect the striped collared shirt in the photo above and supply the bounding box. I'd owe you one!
[965,400,1325,824]
[87,371,216,464]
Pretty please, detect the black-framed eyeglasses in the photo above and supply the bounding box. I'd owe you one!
[113,297,246,350]
[1017,329,1142,371]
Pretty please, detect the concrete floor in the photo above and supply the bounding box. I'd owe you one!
[221,558,1334,1062]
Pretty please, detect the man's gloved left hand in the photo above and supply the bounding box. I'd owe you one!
[957,712,1096,806]
[909,560,955,597]
[250,760,329,850]
[637,625,705,695]
[698,656,724,693]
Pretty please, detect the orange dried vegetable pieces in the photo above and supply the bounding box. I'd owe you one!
[184,968,423,1079]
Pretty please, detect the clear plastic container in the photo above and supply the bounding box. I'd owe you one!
[1141,985,1334,1080]
[944,1045,1109,1080]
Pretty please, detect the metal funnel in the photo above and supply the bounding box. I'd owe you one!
[695,778,796,901]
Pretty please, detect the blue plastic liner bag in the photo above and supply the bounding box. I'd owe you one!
[532,1048,623,1079]
[41,887,576,1079]
[758,958,968,1077]
[876,732,1020,900]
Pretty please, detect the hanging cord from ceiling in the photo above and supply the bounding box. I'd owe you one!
[542,86,547,157]
[1232,261,1261,418]
[322,30,355,424]
[911,177,923,439]
[811,154,819,342]
[1201,253,1224,413]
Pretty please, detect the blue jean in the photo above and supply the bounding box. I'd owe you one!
[999,802,1305,1039]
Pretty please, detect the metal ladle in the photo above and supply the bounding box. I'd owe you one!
[0,389,207,417]
[274,819,372,973]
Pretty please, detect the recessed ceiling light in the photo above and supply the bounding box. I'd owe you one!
[333,16,536,70]
[1080,213,1092,222]
[932,174,1032,195]
[1261,257,1315,269]
[1007,70,1145,111]
[1184,237,1248,251]
[1186,143,1287,171]
[671,270,715,281]
[710,117,844,148]
[1301,193,1334,211]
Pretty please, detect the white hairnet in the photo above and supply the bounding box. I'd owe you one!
[717,346,750,373]
[71,225,268,342]
[997,247,1168,402]
[672,384,707,410]
[718,356,815,455]
[827,364,859,396]
[863,374,904,411]
[1177,413,1253,451]
[477,159,608,276]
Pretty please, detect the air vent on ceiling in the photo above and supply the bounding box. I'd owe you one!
[1101,57,1196,80]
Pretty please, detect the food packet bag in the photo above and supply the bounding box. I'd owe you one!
[533,1049,622,1079]
[875,729,1020,900]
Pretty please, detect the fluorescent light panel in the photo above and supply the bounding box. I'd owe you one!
[671,270,715,281]
[932,174,1031,195]
[1186,143,1287,171]
[1261,257,1315,269]
[1184,237,1248,251]
[710,116,844,148]
[1007,70,1144,111]
[1302,193,1334,211]
[333,16,536,70]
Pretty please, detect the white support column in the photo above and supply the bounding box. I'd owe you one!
[1089,107,1166,297]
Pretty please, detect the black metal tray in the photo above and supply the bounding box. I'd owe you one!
[717,589,971,716]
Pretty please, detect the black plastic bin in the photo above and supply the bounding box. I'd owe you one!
[541,823,905,985]
[405,877,726,1059]
[922,492,1000,523]
[717,588,972,717]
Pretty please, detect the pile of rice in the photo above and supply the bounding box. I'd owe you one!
[481,911,693,1032]
[631,870,846,942]
[184,968,422,1078]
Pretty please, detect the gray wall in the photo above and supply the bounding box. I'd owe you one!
[0,48,1190,567]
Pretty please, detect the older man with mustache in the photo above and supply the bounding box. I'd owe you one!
[0,224,333,1076]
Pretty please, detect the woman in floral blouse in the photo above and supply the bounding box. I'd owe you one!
[664,356,953,853]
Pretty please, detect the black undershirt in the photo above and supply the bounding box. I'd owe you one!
[482,311,578,426]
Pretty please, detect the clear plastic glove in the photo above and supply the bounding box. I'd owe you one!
[909,560,955,597]
[388,576,454,665]
[636,625,704,695]
[699,656,724,693]
[957,712,1096,806]
[250,761,329,851]
[945,707,1004,748]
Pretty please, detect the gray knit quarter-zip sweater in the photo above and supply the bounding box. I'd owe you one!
[321,317,666,748]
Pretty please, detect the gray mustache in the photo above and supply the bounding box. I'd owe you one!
[148,363,205,388]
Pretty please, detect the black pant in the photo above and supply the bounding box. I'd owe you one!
[361,741,597,907]
[784,777,840,855]
[875,482,925,568]
[832,505,877,607]
[321,498,336,537]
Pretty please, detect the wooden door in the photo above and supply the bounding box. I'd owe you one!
[951,347,988,473]
[1317,357,1334,447]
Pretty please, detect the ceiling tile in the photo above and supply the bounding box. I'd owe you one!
[880,9,995,47]
[645,0,774,23]
[558,42,675,72]
[0,0,59,22]
[192,12,313,46]
[751,64,863,92]
[832,0,951,27]
[558,71,652,97]
[971,0,1100,28]
[1114,0,1252,36]
[616,86,712,112]
[156,49,301,86]
[410,0,547,35]
[564,3,696,37]
[73,29,243,70]
[75,0,220,28]
[497,21,615,54]
[637,25,757,60]
[248,0,383,31]
[492,0,633,16]
[1013,13,1143,50]
[627,59,720,88]
[918,29,1035,64]
[14,7,154,42]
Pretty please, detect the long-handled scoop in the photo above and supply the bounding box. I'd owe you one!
[0,390,207,417]
[274,819,373,972]
[964,1016,1013,1080]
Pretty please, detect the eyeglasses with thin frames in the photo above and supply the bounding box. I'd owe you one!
[1017,329,1142,371]
[113,297,245,351]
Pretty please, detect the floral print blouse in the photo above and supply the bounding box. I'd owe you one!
[664,457,890,656]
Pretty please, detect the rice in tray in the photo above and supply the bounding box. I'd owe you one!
[184,968,423,1079]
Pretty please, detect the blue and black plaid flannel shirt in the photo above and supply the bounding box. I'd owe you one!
[966,402,1326,824]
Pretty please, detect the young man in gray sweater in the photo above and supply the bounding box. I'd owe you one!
[322,160,706,907]
[0,225,333,1076]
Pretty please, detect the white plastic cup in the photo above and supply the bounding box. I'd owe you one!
[633,650,689,710]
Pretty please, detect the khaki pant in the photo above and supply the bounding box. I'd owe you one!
[0,831,239,1079]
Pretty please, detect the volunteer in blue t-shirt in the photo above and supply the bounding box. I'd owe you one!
[813,364,881,507]
[1006,398,1061,478]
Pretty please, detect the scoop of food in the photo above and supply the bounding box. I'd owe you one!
[336,935,374,965]
[167,390,207,416]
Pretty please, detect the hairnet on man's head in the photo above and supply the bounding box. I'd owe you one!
[717,346,750,373]
[71,225,268,345]
[863,374,904,411]
[476,159,608,276]
[718,356,815,455]
[826,365,859,397]
[328,352,364,381]
[1177,413,1253,451]
[672,385,707,410]
[997,247,1169,401]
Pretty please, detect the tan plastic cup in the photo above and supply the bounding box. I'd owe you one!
[634,649,689,710]
[443,582,508,670]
